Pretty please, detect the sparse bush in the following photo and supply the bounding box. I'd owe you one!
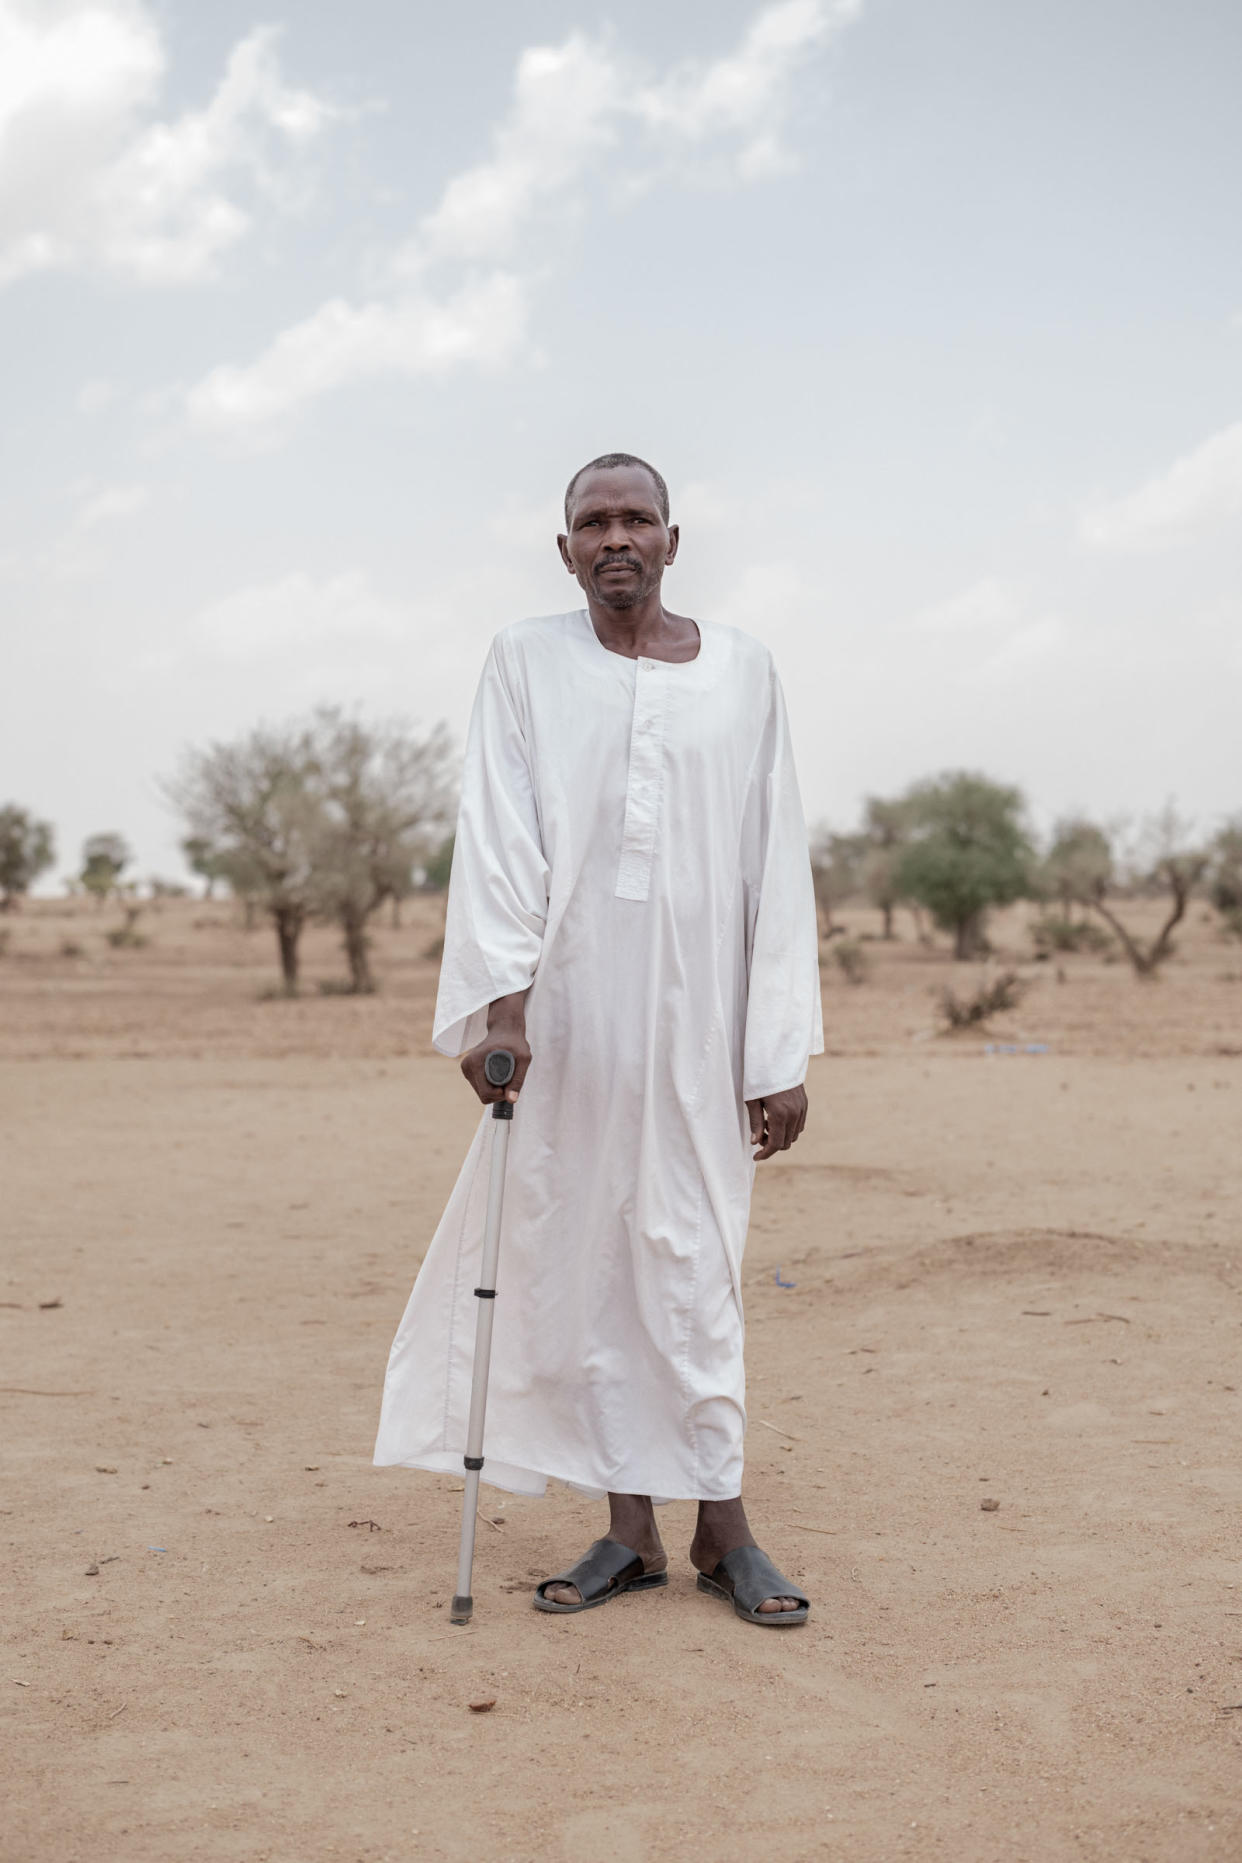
[1209,820,1242,928]
[105,904,148,949]
[939,968,1027,1031]
[832,938,869,985]
[59,938,84,958]
[1040,819,1113,916]
[1029,915,1112,956]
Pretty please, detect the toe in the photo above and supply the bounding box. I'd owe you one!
[543,1582,581,1606]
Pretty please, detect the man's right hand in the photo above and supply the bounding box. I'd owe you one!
[460,997,531,1106]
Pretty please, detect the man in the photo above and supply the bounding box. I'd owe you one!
[375,453,822,1624]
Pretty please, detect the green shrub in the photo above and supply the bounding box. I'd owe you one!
[1029,915,1112,955]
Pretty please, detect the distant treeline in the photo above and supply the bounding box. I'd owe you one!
[810,774,1242,979]
[4,723,1241,995]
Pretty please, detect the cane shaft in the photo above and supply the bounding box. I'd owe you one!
[450,1108,512,1625]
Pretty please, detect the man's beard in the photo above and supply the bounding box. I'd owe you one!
[590,558,660,609]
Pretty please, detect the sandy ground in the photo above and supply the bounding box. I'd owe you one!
[2,897,1241,1862]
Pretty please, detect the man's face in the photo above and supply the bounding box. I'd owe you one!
[558,466,679,610]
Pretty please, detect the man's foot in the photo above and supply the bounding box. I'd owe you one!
[690,1497,802,1615]
[541,1493,666,1607]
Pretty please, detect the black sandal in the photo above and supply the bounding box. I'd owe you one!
[696,1545,809,1627]
[533,1537,669,1615]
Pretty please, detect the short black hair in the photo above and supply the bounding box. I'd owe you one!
[564,452,670,526]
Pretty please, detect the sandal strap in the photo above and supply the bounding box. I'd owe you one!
[711,1545,808,1615]
[538,1537,644,1604]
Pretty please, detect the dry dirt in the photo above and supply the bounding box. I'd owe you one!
[2,895,1241,1863]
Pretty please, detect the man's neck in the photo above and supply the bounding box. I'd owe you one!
[585,592,696,661]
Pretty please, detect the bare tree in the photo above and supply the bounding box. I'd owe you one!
[1041,818,1113,921]
[165,710,456,996]
[307,708,456,993]
[808,827,865,938]
[859,796,913,939]
[1076,807,1208,978]
[0,804,55,910]
[164,724,320,993]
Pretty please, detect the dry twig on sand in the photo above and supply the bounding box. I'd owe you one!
[939,970,1027,1031]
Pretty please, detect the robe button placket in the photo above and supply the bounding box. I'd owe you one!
[615,658,666,902]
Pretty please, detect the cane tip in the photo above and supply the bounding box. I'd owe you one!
[450,1595,473,1624]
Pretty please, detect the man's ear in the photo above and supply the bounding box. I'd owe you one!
[557,532,576,574]
[665,523,680,566]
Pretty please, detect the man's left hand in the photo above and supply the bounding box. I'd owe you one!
[746,1086,808,1161]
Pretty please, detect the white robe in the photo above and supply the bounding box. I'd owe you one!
[374,609,823,1500]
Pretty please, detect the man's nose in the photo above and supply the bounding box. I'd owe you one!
[600,518,632,550]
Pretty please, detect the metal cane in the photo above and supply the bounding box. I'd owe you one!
[450,1048,516,1626]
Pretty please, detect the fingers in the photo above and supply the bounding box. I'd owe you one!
[751,1088,809,1160]
[753,1106,789,1161]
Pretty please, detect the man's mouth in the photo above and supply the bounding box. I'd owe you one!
[598,560,640,574]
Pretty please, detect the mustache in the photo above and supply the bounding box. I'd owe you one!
[594,555,643,575]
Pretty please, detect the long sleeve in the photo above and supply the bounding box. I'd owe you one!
[740,666,824,1101]
[432,636,550,1057]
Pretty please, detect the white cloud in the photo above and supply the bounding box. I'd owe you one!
[74,481,149,527]
[186,273,527,436]
[636,0,859,179]
[189,570,406,663]
[0,3,339,287]
[408,34,619,270]
[1079,420,1242,550]
[185,2,858,438]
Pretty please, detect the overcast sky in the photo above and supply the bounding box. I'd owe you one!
[3,0,1240,887]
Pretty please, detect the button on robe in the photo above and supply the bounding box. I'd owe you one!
[374,610,823,1500]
